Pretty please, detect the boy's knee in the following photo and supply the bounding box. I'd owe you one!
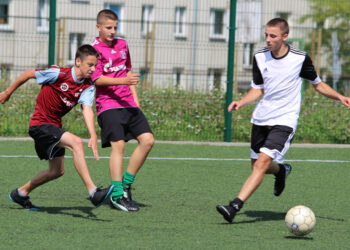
[141,134,154,149]
[50,168,64,179]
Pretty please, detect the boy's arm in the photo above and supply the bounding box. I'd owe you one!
[82,104,100,161]
[313,82,350,109]
[94,73,139,86]
[228,88,264,112]
[0,70,36,104]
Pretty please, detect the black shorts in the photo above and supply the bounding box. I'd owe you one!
[29,124,66,160]
[97,107,153,148]
[250,124,295,162]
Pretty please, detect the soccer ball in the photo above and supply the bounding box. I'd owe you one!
[285,205,316,236]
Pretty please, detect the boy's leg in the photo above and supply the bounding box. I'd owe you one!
[109,140,138,211]
[216,153,272,223]
[18,157,65,196]
[58,132,113,207]
[126,132,154,175]
[9,157,65,210]
[58,132,96,192]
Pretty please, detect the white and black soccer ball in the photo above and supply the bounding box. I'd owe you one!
[285,205,316,236]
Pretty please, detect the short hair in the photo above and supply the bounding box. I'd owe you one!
[75,44,99,61]
[97,9,119,24]
[266,18,289,35]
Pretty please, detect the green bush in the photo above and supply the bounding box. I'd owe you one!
[0,85,349,143]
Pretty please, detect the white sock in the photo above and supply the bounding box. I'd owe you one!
[17,189,27,197]
[89,187,97,198]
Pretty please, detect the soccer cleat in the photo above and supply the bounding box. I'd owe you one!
[9,189,39,211]
[123,186,139,211]
[216,202,239,223]
[110,196,139,212]
[274,163,292,196]
[90,185,114,207]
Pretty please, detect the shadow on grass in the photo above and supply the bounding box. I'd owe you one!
[284,236,314,240]
[217,210,285,225]
[37,205,112,221]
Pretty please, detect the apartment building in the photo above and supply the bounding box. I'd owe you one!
[0,0,314,91]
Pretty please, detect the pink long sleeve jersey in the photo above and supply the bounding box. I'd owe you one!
[91,37,137,116]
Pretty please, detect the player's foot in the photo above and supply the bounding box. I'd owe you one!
[110,196,139,212]
[123,186,139,211]
[90,185,114,207]
[216,201,239,223]
[274,163,292,196]
[9,189,39,211]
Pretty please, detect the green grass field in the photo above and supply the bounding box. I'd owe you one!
[0,140,349,249]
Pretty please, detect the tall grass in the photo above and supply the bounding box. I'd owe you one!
[0,84,349,143]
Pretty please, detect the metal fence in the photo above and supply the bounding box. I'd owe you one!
[0,0,349,142]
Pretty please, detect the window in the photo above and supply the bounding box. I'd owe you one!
[105,3,124,34]
[243,43,254,67]
[68,33,85,64]
[174,7,186,38]
[0,0,12,31]
[210,9,227,40]
[37,0,49,33]
[173,68,184,88]
[207,68,223,91]
[141,5,154,35]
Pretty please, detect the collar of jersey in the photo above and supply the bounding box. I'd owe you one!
[96,37,117,47]
[71,67,84,84]
[271,44,290,60]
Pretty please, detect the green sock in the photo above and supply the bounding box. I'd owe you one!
[122,171,136,188]
[111,180,123,200]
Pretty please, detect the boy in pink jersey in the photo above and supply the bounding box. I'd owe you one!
[0,45,113,210]
[91,9,154,212]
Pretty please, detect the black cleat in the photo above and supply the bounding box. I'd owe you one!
[274,164,292,196]
[110,196,139,212]
[123,186,139,211]
[9,189,39,211]
[216,202,239,223]
[90,185,114,207]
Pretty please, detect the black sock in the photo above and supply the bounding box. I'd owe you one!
[230,198,244,211]
[275,164,285,177]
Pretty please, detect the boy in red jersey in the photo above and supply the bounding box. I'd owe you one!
[91,9,154,212]
[0,45,113,210]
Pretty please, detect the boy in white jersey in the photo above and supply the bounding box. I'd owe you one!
[216,18,350,223]
[91,9,154,212]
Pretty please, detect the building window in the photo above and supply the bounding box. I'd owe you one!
[243,43,254,67]
[68,33,85,64]
[37,0,49,33]
[210,9,227,40]
[141,5,154,36]
[0,0,12,31]
[105,3,124,35]
[174,7,186,38]
[173,68,184,88]
[207,68,223,91]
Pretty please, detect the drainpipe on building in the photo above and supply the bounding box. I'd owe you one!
[190,0,198,90]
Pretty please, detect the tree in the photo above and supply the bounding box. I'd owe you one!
[300,0,350,92]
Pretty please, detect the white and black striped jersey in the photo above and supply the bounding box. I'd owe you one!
[250,45,321,130]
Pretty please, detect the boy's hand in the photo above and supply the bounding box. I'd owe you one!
[0,90,11,104]
[340,96,350,109]
[228,101,242,112]
[88,136,100,161]
[125,72,140,85]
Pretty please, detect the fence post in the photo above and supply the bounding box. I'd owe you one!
[48,0,57,66]
[224,0,237,142]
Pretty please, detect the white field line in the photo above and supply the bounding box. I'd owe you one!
[0,155,349,163]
